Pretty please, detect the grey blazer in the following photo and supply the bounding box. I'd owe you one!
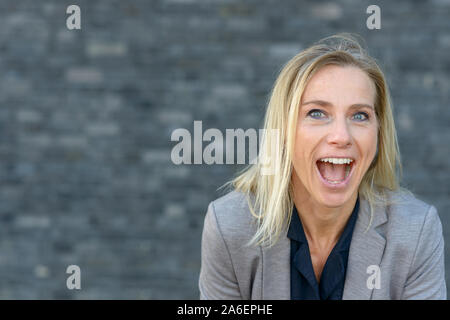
[199,190,446,300]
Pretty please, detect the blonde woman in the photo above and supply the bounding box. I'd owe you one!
[199,34,446,300]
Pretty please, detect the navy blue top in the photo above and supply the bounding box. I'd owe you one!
[288,198,359,300]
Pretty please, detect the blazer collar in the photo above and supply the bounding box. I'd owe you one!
[261,196,387,300]
[261,233,291,299]
[342,197,387,299]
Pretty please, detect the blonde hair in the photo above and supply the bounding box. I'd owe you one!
[229,33,408,247]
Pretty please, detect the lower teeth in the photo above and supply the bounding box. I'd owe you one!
[326,179,343,184]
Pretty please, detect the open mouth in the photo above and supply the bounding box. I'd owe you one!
[315,157,355,186]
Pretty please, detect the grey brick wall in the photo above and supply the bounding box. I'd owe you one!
[0,0,448,299]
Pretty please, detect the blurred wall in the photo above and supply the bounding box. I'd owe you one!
[0,0,448,299]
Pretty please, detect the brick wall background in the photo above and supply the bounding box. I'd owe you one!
[0,0,448,299]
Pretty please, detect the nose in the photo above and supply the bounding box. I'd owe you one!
[326,116,352,147]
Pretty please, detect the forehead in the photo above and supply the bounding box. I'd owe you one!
[301,64,376,105]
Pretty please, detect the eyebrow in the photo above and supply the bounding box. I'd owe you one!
[301,100,374,110]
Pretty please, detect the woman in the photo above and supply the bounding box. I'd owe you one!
[199,34,446,300]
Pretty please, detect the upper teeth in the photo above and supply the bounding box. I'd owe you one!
[320,158,353,165]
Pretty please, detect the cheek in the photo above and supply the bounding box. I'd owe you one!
[295,122,326,146]
[294,128,317,162]
[293,127,323,183]
[358,126,378,165]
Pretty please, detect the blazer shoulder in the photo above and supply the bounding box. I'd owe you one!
[381,190,446,299]
[209,190,258,243]
[383,189,442,241]
[385,189,436,223]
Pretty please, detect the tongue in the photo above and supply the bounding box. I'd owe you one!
[317,162,346,181]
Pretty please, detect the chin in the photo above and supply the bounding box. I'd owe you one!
[314,190,355,209]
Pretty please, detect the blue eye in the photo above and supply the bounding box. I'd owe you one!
[353,112,369,121]
[308,109,325,119]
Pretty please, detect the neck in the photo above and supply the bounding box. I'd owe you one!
[292,178,357,250]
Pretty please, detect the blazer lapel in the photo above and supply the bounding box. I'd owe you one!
[343,197,387,300]
[261,232,291,299]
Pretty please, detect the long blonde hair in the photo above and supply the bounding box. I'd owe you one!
[230,33,405,247]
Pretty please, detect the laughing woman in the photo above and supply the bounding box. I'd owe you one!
[199,34,446,300]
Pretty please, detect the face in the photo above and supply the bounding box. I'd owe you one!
[292,64,378,208]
